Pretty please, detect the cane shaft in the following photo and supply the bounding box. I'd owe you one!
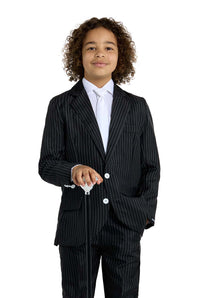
[85,193,92,298]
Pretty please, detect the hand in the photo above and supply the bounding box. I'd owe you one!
[146,219,150,225]
[72,165,103,187]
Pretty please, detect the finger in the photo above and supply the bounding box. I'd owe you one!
[94,172,103,184]
[72,174,76,185]
[90,172,97,184]
[73,174,80,186]
[76,170,85,186]
[87,169,101,184]
[72,171,78,186]
[83,170,92,186]
[72,166,81,186]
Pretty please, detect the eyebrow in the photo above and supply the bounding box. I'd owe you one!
[84,41,117,47]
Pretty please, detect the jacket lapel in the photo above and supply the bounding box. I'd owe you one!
[106,84,131,163]
[69,80,131,163]
[69,80,105,160]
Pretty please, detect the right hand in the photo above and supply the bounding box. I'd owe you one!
[72,165,103,187]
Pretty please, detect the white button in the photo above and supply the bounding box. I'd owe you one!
[103,198,109,204]
[104,173,110,179]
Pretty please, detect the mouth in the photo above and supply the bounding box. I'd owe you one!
[92,62,107,67]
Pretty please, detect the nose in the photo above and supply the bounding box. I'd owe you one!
[96,51,105,58]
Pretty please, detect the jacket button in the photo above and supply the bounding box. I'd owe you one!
[104,173,110,179]
[103,198,109,204]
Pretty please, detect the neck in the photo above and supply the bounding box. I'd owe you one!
[84,76,111,88]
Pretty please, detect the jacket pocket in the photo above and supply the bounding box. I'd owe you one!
[123,124,138,133]
[119,193,148,229]
[60,187,84,211]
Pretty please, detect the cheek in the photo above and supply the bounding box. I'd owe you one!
[82,53,92,67]
[110,54,118,68]
[82,53,86,64]
[82,57,88,70]
[82,50,88,61]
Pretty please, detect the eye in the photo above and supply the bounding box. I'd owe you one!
[106,47,113,51]
[87,47,96,51]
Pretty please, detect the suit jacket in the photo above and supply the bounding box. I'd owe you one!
[38,79,160,246]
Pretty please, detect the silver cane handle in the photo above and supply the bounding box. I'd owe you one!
[80,177,98,194]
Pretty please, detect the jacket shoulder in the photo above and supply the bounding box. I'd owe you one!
[116,85,147,108]
[50,89,71,106]
[49,80,83,106]
[46,88,73,123]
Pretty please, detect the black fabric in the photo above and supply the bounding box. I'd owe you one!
[59,206,141,298]
[38,79,160,246]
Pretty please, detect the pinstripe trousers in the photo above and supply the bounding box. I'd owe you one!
[58,204,142,298]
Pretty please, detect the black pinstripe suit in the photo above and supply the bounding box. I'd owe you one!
[38,79,160,297]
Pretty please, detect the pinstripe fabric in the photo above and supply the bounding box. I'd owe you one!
[38,79,160,246]
[59,205,141,298]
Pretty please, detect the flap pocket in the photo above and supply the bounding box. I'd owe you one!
[60,186,84,211]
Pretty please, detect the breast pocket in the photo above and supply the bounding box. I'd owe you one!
[123,124,138,133]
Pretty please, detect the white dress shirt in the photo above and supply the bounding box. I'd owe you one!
[82,77,114,124]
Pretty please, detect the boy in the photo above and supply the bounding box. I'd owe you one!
[38,17,160,298]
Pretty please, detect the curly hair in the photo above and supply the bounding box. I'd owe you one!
[62,17,137,85]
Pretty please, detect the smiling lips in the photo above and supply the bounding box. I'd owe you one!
[93,62,107,67]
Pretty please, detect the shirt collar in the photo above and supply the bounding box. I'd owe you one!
[82,77,114,96]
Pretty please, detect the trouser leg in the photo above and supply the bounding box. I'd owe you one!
[59,243,101,298]
[97,206,142,298]
[58,205,142,298]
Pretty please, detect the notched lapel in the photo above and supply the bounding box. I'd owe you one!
[69,80,131,163]
[69,81,106,160]
[106,85,131,162]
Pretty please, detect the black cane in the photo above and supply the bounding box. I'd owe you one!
[80,177,97,298]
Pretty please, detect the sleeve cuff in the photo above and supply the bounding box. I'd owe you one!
[145,217,155,229]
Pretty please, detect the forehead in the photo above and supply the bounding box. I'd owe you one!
[83,27,117,45]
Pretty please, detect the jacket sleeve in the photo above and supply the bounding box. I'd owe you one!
[38,97,77,187]
[140,99,161,229]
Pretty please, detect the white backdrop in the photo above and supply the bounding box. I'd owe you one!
[1,0,200,297]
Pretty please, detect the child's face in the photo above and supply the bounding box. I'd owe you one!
[82,27,118,85]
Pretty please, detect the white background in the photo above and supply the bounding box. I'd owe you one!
[1,0,200,297]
